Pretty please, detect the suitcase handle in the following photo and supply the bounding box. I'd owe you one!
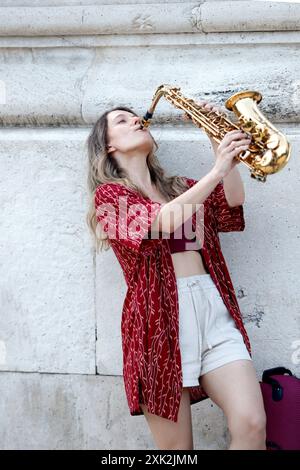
[262,367,292,382]
[262,367,293,402]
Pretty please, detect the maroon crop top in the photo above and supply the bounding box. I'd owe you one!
[168,219,199,254]
[147,217,200,254]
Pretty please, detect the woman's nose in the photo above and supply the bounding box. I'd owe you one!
[132,116,141,126]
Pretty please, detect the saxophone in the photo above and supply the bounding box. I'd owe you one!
[140,84,291,183]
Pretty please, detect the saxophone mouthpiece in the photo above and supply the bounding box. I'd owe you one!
[141,111,153,129]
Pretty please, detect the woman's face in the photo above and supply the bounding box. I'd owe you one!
[106,109,154,156]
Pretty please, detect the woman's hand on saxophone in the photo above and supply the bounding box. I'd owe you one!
[181,100,251,178]
[213,130,252,178]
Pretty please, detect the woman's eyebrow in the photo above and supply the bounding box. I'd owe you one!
[112,113,133,123]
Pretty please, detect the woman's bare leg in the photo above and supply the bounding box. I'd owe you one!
[139,387,193,450]
[200,359,267,450]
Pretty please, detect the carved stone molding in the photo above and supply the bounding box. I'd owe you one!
[0,2,299,37]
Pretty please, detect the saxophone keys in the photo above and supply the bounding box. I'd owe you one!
[238,149,251,160]
[266,133,280,150]
[259,149,274,166]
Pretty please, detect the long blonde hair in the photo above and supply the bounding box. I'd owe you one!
[85,106,189,253]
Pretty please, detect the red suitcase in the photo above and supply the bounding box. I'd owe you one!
[260,366,300,450]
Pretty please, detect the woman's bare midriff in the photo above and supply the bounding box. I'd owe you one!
[171,250,208,279]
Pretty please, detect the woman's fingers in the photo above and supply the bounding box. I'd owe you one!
[228,138,251,150]
[202,102,221,113]
[197,100,224,113]
[182,112,192,121]
[219,130,251,150]
[229,144,251,157]
[227,129,252,140]
[216,130,251,162]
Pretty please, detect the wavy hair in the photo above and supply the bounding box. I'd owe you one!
[85,106,189,253]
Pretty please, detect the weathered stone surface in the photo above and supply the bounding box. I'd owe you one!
[0,0,299,451]
[0,372,228,449]
[0,130,95,374]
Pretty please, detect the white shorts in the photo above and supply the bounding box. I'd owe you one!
[176,273,252,387]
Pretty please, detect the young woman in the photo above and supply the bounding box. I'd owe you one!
[86,102,267,450]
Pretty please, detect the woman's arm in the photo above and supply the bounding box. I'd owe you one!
[208,134,245,207]
[152,168,222,235]
[223,167,245,207]
[153,102,249,235]
[184,100,246,208]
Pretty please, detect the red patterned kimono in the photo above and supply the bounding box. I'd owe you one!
[95,176,251,423]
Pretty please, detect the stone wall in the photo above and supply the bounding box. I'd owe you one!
[0,0,299,450]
